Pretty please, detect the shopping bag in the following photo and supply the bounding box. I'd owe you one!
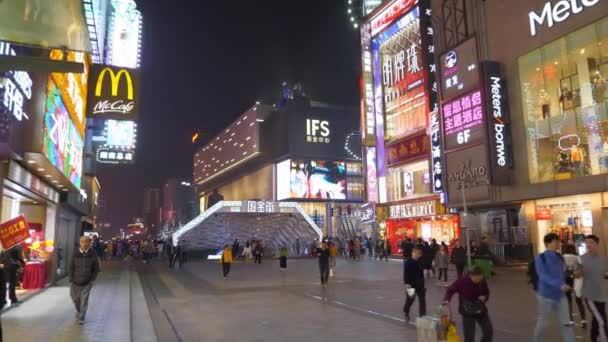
[329,269,335,277]
[446,321,460,342]
[416,307,448,342]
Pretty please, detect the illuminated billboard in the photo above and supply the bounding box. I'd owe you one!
[277,160,346,200]
[442,90,485,150]
[106,0,142,69]
[105,119,136,148]
[43,78,83,188]
[86,64,140,119]
[194,105,271,185]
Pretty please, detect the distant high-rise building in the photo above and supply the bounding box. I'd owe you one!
[142,188,161,233]
[162,178,197,228]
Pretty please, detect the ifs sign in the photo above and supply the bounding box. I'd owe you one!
[306,119,330,144]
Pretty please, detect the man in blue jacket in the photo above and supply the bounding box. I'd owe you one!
[534,233,575,342]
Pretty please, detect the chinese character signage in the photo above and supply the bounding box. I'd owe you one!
[439,37,480,101]
[536,207,551,220]
[96,146,134,164]
[44,77,83,188]
[366,147,378,203]
[389,200,437,219]
[243,201,277,214]
[50,49,89,137]
[370,0,418,36]
[442,90,486,150]
[86,64,140,119]
[387,133,429,166]
[482,61,513,184]
[429,111,444,193]
[0,42,32,123]
[0,215,30,250]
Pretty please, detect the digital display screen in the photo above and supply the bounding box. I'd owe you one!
[287,160,346,200]
[106,119,136,148]
[442,89,485,150]
[43,77,83,188]
[107,0,142,68]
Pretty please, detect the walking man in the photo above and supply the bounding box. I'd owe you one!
[580,234,608,341]
[534,233,575,342]
[317,242,330,287]
[404,247,426,323]
[221,244,233,279]
[5,245,24,305]
[70,236,100,324]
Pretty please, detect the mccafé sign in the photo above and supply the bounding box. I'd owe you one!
[86,64,140,119]
[529,0,600,36]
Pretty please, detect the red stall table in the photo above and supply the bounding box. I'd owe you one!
[21,261,47,290]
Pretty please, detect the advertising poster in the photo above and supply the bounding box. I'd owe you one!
[439,37,480,101]
[442,90,486,150]
[290,160,346,200]
[44,78,83,188]
[0,0,89,52]
[0,214,30,250]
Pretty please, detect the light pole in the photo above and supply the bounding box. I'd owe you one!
[460,181,472,269]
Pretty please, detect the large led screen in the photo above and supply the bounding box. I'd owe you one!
[106,119,136,148]
[43,78,83,188]
[289,160,346,200]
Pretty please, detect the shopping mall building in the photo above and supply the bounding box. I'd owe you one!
[361,0,608,254]
[182,96,366,250]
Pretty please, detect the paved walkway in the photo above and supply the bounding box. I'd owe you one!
[139,257,594,341]
[3,261,157,342]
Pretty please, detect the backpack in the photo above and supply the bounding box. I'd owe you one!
[527,253,545,291]
[527,252,564,291]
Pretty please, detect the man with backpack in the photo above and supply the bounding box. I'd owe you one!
[532,233,575,342]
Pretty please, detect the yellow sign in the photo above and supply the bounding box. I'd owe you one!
[50,49,89,137]
[95,68,134,100]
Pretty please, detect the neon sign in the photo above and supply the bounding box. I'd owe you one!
[43,78,83,188]
[50,49,88,136]
[370,0,418,36]
[529,0,600,36]
[0,42,32,122]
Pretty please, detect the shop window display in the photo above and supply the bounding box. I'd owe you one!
[519,17,608,183]
[386,159,432,202]
[535,196,594,253]
[387,216,459,254]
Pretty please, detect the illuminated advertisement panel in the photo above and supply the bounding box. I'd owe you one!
[194,106,269,185]
[366,147,378,203]
[107,0,142,69]
[370,0,418,36]
[50,49,89,136]
[43,78,83,188]
[105,119,136,148]
[289,160,346,200]
[442,89,485,150]
[439,37,480,101]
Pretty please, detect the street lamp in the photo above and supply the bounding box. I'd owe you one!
[460,181,472,269]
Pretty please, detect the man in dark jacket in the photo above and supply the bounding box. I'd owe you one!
[404,247,426,322]
[451,241,467,278]
[70,236,100,324]
[5,245,24,305]
[402,238,414,260]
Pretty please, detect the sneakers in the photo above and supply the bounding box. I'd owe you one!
[581,320,587,328]
[78,319,85,325]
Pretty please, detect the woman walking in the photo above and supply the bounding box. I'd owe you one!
[221,244,233,279]
[435,245,450,285]
[242,240,252,262]
[443,267,493,342]
[279,245,288,272]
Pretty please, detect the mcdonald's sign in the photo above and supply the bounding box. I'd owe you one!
[86,64,140,119]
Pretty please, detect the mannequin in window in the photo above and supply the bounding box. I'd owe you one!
[571,145,585,176]
[559,87,574,111]
[557,151,573,174]
[592,73,607,105]
[539,89,551,119]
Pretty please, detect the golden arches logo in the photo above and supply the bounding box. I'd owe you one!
[95,68,134,100]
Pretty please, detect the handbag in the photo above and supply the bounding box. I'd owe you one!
[461,298,485,316]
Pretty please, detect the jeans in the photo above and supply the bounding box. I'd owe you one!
[456,264,466,278]
[70,282,93,321]
[319,263,329,284]
[585,300,608,342]
[404,287,426,318]
[222,263,231,277]
[438,268,448,282]
[534,295,575,342]
[463,314,493,342]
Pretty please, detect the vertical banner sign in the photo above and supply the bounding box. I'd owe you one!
[419,0,443,193]
[481,61,513,184]
[361,23,376,143]
[0,214,30,249]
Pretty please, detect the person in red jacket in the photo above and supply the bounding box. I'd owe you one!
[443,267,493,342]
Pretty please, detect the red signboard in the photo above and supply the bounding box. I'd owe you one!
[0,215,31,250]
[536,207,552,221]
[387,134,430,166]
[370,0,418,36]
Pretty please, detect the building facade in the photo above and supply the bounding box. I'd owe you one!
[361,0,608,255]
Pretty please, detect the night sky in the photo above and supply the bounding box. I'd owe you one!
[97,0,360,234]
